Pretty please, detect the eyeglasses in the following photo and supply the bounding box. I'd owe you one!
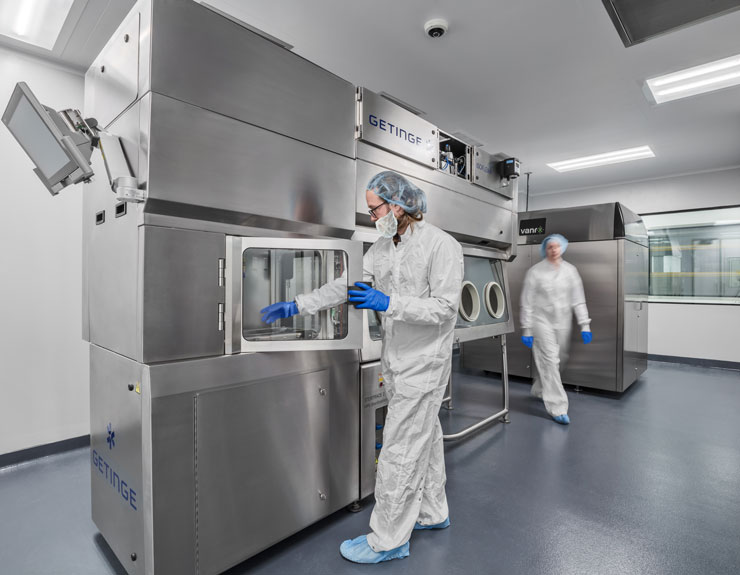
[368,201,388,218]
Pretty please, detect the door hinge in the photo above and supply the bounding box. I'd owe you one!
[218,303,225,332]
[218,258,226,287]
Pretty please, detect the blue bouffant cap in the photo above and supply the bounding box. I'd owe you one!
[366,171,427,215]
[540,234,568,258]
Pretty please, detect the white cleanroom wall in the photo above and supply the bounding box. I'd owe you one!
[529,166,740,214]
[0,46,89,457]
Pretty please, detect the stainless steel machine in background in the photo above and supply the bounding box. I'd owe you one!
[3,1,519,573]
[462,203,649,393]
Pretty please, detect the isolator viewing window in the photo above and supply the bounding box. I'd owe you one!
[242,248,349,342]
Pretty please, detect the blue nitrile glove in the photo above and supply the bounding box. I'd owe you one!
[521,336,533,348]
[581,331,593,344]
[260,301,298,324]
[348,282,389,312]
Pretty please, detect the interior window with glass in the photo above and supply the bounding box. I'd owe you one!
[242,248,349,341]
[643,207,740,303]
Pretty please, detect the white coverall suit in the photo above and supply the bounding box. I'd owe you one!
[520,258,590,417]
[295,220,464,551]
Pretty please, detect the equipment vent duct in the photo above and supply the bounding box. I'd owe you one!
[602,0,740,47]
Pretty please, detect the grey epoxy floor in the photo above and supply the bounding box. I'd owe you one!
[1,361,739,575]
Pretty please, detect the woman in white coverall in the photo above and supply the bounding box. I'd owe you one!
[520,234,592,424]
[260,171,464,564]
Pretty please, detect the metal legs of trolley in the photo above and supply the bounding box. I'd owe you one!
[443,335,510,441]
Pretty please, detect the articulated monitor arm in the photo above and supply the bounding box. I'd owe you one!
[95,130,145,203]
[1,81,144,202]
[59,109,145,203]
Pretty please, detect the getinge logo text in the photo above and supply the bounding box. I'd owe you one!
[368,114,428,147]
[92,425,137,511]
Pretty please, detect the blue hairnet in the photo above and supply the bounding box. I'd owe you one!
[540,234,568,258]
[366,171,427,215]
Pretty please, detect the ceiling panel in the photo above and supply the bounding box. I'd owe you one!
[602,0,740,47]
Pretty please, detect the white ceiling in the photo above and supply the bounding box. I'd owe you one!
[0,0,135,71]
[4,0,738,197]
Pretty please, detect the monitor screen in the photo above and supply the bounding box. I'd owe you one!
[3,84,73,181]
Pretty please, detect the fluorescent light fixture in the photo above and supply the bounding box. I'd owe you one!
[0,0,75,50]
[547,146,655,173]
[645,53,740,104]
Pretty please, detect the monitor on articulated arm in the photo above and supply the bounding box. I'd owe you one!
[2,82,142,202]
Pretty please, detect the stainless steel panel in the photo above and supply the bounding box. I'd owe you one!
[360,309,383,363]
[149,0,355,158]
[90,345,145,575]
[360,361,387,499]
[143,350,358,574]
[357,88,437,168]
[561,241,620,391]
[226,237,363,354]
[355,156,514,251]
[141,226,225,363]
[518,204,618,244]
[622,240,649,390]
[146,93,356,236]
[147,348,356,397]
[140,368,154,575]
[84,8,141,128]
[471,148,514,199]
[136,92,151,193]
[148,389,196,575]
[195,370,331,575]
[357,142,516,226]
[87,133,141,360]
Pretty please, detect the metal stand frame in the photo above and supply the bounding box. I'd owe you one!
[443,335,510,441]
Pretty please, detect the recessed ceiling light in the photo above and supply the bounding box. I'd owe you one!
[0,0,75,50]
[547,146,655,173]
[645,53,740,104]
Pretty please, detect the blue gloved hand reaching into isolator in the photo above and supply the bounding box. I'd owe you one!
[581,331,592,344]
[260,301,298,324]
[521,336,533,348]
[348,282,390,312]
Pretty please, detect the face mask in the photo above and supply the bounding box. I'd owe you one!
[375,209,398,238]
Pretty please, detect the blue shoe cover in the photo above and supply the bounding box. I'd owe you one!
[339,535,409,564]
[414,517,451,530]
[553,414,570,425]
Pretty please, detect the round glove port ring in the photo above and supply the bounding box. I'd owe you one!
[459,281,481,322]
[484,282,505,318]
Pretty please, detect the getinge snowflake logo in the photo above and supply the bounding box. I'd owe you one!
[106,423,116,450]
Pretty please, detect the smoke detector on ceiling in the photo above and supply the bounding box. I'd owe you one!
[424,19,448,38]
